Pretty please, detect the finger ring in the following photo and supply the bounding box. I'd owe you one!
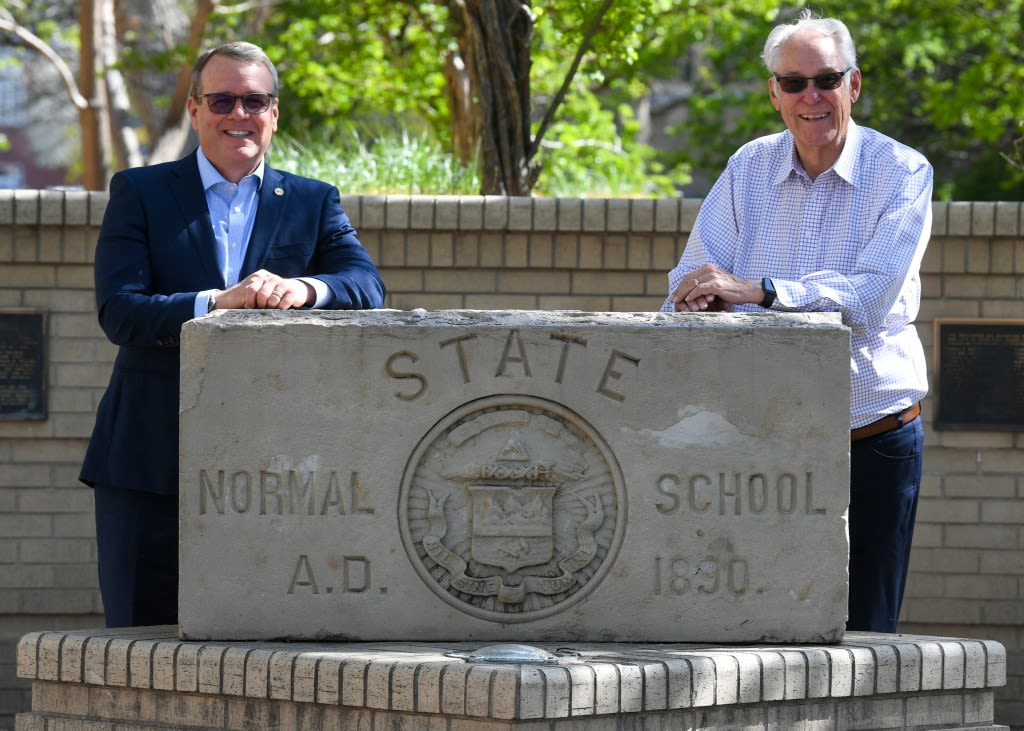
[271,290,283,298]
[693,278,700,286]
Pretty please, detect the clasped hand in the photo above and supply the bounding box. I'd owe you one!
[669,264,762,312]
[213,269,314,310]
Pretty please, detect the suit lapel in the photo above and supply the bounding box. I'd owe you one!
[242,166,286,276]
[169,153,224,286]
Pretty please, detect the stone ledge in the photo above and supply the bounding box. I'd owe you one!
[16,628,1006,723]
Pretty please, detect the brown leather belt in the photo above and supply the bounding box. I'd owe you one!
[851,402,921,442]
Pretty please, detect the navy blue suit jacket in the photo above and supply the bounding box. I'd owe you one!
[80,152,385,495]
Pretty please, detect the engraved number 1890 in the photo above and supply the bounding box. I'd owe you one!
[653,555,749,597]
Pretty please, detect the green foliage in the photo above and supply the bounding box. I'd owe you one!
[11,0,1023,199]
[677,0,1024,200]
[266,126,480,196]
[253,0,1024,199]
[528,66,680,197]
[528,0,779,195]
[660,7,782,182]
[827,0,1024,199]
[266,118,674,198]
[250,0,707,196]
[526,0,695,195]
[259,2,452,140]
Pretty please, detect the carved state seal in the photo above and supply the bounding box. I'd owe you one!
[399,395,626,622]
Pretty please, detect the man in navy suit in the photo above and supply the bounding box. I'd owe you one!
[79,41,386,627]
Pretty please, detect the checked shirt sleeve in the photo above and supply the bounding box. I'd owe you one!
[775,158,933,333]
[660,164,741,312]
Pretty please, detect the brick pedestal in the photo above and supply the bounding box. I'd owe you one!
[16,628,1007,730]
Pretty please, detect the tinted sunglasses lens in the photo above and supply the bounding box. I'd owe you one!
[776,71,845,94]
[778,77,807,93]
[205,93,236,114]
[815,72,844,90]
[203,93,272,114]
[242,94,272,113]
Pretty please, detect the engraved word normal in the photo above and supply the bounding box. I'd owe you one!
[198,468,374,516]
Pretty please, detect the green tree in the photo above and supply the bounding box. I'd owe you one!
[261,0,644,195]
[257,0,784,195]
[5,1,1023,198]
[675,1,1024,200]
[1,0,218,189]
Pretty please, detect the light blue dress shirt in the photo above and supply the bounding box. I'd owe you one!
[193,148,328,317]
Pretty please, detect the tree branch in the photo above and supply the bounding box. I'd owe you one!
[214,0,281,14]
[529,0,614,158]
[0,13,90,109]
[100,0,143,169]
[151,0,216,162]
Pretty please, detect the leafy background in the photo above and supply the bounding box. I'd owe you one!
[3,0,1022,199]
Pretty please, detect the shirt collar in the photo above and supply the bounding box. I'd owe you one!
[771,135,802,186]
[772,118,862,187]
[831,118,861,186]
[196,147,265,191]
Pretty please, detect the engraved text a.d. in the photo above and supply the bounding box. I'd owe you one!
[287,554,372,595]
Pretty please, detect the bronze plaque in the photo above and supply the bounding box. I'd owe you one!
[935,319,1024,430]
[0,309,47,420]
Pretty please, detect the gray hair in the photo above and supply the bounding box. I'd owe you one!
[189,41,279,98]
[761,9,857,75]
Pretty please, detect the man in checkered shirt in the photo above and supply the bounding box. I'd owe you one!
[662,11,931,633]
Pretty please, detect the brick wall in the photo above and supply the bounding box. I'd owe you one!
[0,190,1021,730]
[900,200,1024,727]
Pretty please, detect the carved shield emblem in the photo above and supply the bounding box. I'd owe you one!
[399,395,626,622]
[469,484,557,572]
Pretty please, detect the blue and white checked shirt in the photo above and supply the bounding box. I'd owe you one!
[662,120,933,429]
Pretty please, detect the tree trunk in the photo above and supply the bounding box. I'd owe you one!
[101,0,143,170]
[450,0,535,195]
[78,0,109,190]
[147,0,216,164]
[444,50,478,166]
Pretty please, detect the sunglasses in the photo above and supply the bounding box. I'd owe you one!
[773,66,853,94]
[197,92,276,115]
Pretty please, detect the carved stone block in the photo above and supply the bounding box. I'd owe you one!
[179,309,850,642]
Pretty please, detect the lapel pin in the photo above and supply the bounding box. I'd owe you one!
[274,187,284,196]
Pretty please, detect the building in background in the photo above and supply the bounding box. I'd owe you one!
[0,50,71,189]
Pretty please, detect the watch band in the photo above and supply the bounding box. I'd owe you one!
[760,277,776,309]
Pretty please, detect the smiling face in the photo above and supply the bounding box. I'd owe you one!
[768,28,860,178]
[187,53,279,183]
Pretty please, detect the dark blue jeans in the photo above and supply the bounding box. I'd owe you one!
[847,416,924,632]
[93,485,178,627]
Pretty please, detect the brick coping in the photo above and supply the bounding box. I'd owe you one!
[1,189,1021,238]
[16,628,1006,721]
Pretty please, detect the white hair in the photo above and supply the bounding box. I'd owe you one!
[761,9,858,74]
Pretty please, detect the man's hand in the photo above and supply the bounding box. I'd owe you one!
[669,264,763,312]
[210,269,315,310]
